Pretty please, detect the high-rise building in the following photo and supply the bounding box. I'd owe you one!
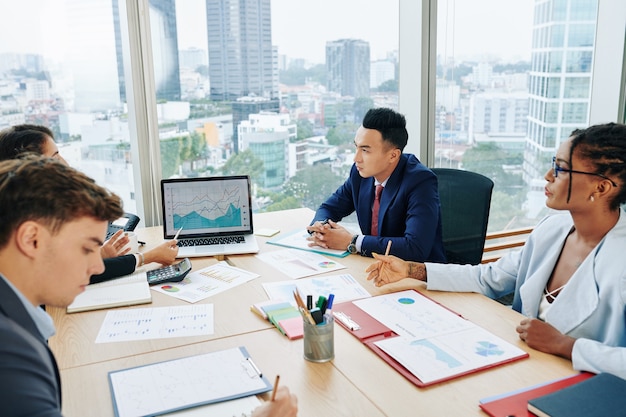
[326,39,370,98]
[113,0,181,103]
[231,96,280,153]
[206,0,278,102]
[180,47,207,70]
[238,112,295,189]
[523,0,597,183]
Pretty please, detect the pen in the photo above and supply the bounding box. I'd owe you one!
[307,218,330,235]
[379,240,392,278]
[271,375,280,401]
[173,226,183,240]
[384,239,392,256]
[246,357,262,377]
[293,290,316,325]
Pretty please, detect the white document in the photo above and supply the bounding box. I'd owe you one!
[354,290,527,384]
[67,271,151,313]
[162,395,261,416]
[151,261,259,303]
[262,273,371,305]
[109,346,271,417]
[95,304,214,343]
[256,248,346,279]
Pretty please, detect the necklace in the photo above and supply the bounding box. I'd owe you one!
[544,283,566,302]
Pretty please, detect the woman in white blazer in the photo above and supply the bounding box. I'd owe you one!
[365,122,626,378]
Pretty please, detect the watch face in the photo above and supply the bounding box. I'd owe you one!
[348,244,357,254]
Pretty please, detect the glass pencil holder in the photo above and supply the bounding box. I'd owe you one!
[303,314,334,363]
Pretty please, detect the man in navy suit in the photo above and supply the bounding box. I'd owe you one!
[307,108,446,262]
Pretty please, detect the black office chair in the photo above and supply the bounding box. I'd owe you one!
[432,168,494,265]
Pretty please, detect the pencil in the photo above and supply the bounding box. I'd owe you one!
[378,240,392,284]
[173,226,183,240]
[271,375,280,401]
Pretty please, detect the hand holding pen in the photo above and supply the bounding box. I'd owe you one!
[252,375,298,417]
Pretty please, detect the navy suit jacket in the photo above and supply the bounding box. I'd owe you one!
[0,277,62,416]
[312,154,446,262]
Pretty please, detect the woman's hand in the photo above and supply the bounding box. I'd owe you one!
[516,318,575,359]
[100,229,130,258]
[142,240,179,266]
[365,253,411,287]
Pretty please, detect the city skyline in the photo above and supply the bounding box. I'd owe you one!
[1,0,532,66]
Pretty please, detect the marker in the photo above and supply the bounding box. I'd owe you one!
[326,294,335,312]
[173,226,183,240]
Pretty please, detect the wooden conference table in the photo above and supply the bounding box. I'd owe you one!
[48,208,577,417]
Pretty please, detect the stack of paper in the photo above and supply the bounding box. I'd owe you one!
[251,299,303,340]
[67,271,151,313]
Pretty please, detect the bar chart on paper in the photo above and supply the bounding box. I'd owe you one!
[151,262,260,303]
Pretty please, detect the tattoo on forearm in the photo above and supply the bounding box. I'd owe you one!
[408,262,425,281]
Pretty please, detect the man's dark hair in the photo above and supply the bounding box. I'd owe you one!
[0,156,124,249]
[362,107,409,151]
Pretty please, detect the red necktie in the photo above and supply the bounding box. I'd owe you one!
[371,184,383,236]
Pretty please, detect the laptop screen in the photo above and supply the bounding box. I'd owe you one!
[161,175,254,239]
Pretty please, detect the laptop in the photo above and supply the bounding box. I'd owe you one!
[161,175,259,258]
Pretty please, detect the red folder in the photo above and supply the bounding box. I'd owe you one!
[333,289,529,388]
[479,372,594,417]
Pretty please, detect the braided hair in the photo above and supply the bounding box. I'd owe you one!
[569,122,626,210]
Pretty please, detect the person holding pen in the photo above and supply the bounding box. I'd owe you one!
[306,108,446,263]
[251,377,298,417]
[0,124,179,284]
[0,156,299,417]
[365,123,626,379]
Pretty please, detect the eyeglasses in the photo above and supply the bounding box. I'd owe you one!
[552,157,618,187]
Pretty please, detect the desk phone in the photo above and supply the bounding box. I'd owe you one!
[147,258,192,285]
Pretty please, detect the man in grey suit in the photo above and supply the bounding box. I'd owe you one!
[0,156,125,416]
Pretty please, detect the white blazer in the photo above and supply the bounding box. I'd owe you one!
[426,211,626,378]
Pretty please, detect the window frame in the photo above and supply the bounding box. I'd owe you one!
[124,0,626,226]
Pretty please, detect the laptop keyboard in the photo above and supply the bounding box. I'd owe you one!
[177,235,246,247]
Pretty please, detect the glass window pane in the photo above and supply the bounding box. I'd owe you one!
[150,0,399,215]
[0,0,138,214]
[436,0,598,232]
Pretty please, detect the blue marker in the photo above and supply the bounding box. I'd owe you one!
[326,294,335,312]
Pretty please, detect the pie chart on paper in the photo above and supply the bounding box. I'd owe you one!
[318,261,337,268]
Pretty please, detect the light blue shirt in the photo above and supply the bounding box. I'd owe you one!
[0,273,56,340]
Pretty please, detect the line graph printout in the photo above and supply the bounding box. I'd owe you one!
[353,290,527,384]
[109,346,271,417]
[162,176,252,236]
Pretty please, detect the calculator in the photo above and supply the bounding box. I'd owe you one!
[146,258,192,285]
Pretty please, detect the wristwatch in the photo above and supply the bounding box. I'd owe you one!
[347,234,359,254]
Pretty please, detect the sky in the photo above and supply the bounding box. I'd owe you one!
[0,0,533,64]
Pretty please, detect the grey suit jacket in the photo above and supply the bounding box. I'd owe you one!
[0,276,62,416]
